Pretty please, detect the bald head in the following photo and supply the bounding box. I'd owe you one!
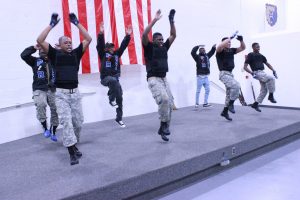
[58,36,72,53]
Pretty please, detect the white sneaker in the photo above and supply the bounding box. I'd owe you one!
[115,120,126,128]
[195,104,199,108]
[109,100,118,108]
[203,103,212,107]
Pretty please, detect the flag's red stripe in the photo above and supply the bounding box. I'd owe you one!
[136,0,145,64]
[122,0,137,64]
[94,0,104,71]
[62,0,72,38]
[108,0,122,65]
[147,0,152,41]
[94,0,104,35]
[77,0,91,73]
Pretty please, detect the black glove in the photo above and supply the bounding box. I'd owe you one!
[273,70,278,79]
[30,46,38,53]
[50,13,60,28]
[236,35,243,42]
[168,9,176,24]
[69,13,79,25]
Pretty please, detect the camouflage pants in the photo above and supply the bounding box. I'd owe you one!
[148,77,174,122]
[219,71,241,107]
[253,70,275,103]
[32,90,58,126]
[55,88,84,147]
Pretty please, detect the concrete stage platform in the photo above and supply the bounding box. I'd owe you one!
[1,104,300,200]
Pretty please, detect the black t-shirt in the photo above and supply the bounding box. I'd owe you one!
[143,39,170,78]
[48,44,84,89]
[245,52,267,71]
[216,48,237,72]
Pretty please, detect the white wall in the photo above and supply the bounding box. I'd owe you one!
[0,0,63,107]
[286,0,300,31]
[0,0,299,144]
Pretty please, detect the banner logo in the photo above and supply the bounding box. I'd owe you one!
[266,4,277,27]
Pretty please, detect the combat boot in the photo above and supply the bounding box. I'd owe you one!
[158,121,170,136]
[268,93,277,103]
[68,146,79,165]
[228,100,235,113]
[251,102,261,112]
[221,108,232,121]
[73,145,82,158]
[158,122,170,141]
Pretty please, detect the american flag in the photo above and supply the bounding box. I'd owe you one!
[61,0,152,73]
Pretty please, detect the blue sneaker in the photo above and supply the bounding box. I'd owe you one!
[50,134,58,142]
[44,130,51,138]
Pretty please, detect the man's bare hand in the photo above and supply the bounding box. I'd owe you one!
[154,9,162,21]
[126,25,132,35]
[34,44,41,50]
[100,22,104,34]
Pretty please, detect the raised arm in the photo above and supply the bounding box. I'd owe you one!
[167,9,176,46]
[37,13,60,54]
[216,38,230,53]
[235,35,246,54]
[142,9,162,46]
[207,44,216,58]
[191,45,199,61]
[69,13,92,52]
[118,26,132,57]
[96,22,105,58]
[77,24,92,52]
[20,45,38,66]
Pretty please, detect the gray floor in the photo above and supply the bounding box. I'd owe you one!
[159,135,300,200]
[1,105,300,200]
